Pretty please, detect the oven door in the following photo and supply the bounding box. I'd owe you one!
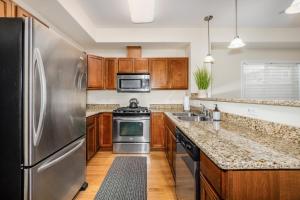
[113,116,150,143]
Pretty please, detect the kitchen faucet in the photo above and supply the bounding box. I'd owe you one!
[199,103,211,119]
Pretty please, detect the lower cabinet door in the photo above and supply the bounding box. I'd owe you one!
[87,122,96,160]
[99,113,113,149]
[151,112,165,150]
[200,173,220,200]
[171,132,177,176]
[26,137,86,200]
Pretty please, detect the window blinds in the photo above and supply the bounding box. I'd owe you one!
[241,62,300,100]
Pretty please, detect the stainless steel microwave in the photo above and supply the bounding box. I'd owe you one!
[117,73,151,93]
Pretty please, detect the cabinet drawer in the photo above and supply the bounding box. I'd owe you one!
[200,152,223,196]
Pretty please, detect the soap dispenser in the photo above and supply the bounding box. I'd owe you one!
[213,104,221,121]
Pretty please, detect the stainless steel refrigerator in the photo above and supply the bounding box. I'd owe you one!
[0,18,87,200]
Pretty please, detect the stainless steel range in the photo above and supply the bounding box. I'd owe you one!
[113,98,151,153]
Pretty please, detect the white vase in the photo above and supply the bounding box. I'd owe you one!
[197,90,208,98]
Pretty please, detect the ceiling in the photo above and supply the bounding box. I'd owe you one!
[77,0,300,28]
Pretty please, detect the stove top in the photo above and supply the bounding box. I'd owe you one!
[113,106,151,116]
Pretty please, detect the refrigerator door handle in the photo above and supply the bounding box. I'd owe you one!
[33,48,47,147]
[75,54,86,90]
[37,138,85,173]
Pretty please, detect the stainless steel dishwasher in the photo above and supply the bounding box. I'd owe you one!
[175,127,200,200]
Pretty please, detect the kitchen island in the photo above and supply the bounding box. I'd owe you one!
[164,112,300,200]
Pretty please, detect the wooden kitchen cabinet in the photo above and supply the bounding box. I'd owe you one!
[149,58,169,89]
[165,127,172,167]
[15,5,31,18]
[14,5,48,27]
[86,115,97,161]
[170,129,176,176]
[168,58,188,89]
[200,173,220,200]
[165,126,176,177]
[118,58,134,73]
[164,114,177,178]
[200,152,300,200]
[0,0,13,17]
[127,46,142,58]
[149,57,188,89]
[104,58,118,89]
[99,113,113,150]
[134,58,149,73]
[151,112,165,150]
[87,55,105,89]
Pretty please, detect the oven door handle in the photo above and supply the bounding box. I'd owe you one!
[113,117,150,121]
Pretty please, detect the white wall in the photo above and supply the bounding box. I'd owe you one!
[87,47,188,57]
[88,90,188,107]
[211,47,300,98]
[191,99,300,128]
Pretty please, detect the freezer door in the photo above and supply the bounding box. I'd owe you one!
[25,137,86,200]
[24,18,87,166]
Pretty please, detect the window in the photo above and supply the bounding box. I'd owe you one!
[241,62,300,100]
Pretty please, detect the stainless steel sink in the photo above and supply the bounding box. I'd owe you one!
[177,116,209,122]
[172,112,199,117]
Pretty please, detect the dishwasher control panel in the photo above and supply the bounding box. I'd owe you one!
[176,128,200,161]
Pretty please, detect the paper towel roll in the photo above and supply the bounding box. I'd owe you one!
[183,95,190,111]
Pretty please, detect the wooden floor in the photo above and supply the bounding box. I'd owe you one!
[75,151,177,200]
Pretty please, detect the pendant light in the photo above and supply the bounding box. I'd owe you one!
[285,0,300,14]
[228,0,246,49]
[204,15,214,63]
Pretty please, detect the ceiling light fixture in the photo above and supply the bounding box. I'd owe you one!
[128,0,155,23]
[228,0,246,49]
[285,0,300,14]
[204,15,214,64]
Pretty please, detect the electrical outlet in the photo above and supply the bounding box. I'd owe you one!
[247,108,257,116]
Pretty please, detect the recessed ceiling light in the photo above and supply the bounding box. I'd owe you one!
[128,0,155,23]
[285,0,300,14]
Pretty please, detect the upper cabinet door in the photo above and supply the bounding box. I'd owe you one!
[15,5,31,18]
[87,55,105,89]
[149,58,169,89]
[105,58,118,89]
[134,58,149,73]
[118,58,134,73]
[15,5,48,27]
[0,0,12,17]
[168,58,188,89]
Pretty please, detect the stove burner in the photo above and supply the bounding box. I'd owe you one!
[113,106,151,115]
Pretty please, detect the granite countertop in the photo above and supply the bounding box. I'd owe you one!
[165,112,300,170]
[86,108,182,117]
[86,109,115,117]
[190,96,300,107]
[150,108,183,113]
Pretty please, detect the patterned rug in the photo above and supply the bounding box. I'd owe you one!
[94,156,147,200]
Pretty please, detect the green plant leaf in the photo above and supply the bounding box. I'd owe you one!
[193,67,211,90]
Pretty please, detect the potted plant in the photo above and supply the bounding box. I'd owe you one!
[193,67,211,98]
